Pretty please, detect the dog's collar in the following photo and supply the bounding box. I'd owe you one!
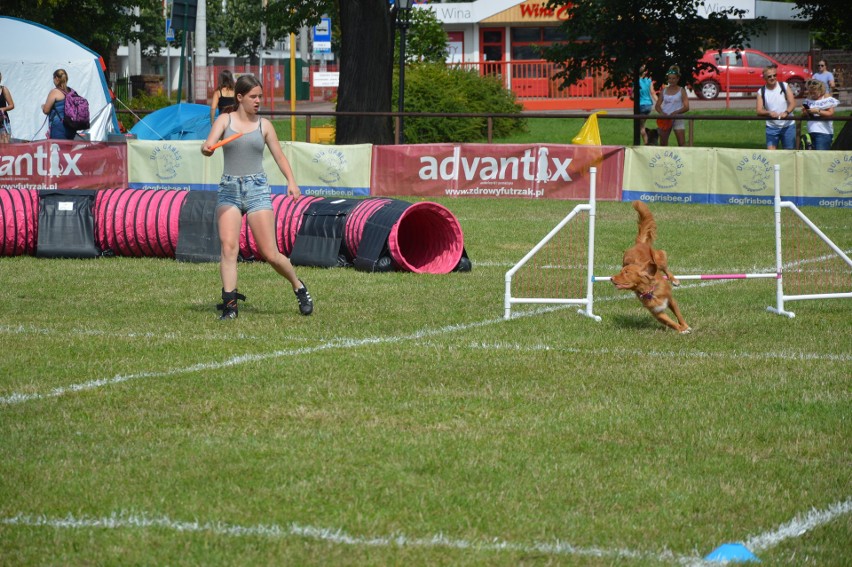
[639,290,654,300]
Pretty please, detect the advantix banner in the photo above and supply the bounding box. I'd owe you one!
[371,144,625,201]
[0,140,127,191]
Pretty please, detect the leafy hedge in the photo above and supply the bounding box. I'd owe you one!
[118,92,172,131]
[395,63,526,144]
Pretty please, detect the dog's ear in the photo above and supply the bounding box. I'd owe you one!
[641,260,658,278]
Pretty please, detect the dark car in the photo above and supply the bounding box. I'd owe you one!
[694,48,811,100]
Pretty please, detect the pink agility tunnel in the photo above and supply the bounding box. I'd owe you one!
[95,188,187,258]
[0,189,39,256]
[2,190,466,274]
[388,202,464,274]
[344,199,464,274]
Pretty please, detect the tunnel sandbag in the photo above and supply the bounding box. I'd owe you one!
[239,194,322,260]
[350,199,411,273]
[343,198,392,260]
[37,191,99,259]
[176,190,221,263]
[290,198,358,267]
[0,188,38,256]
[95,188,187,258]
[388,201,465,274]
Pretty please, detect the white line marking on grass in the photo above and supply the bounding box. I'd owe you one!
[446,341,852,363]
[0,324,271,342]
[744,499,852,553]
[3,500,850,562]
[0,511,687,563]
[0,315,525,407]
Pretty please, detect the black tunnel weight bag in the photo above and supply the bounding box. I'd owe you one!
[37,190,100,258]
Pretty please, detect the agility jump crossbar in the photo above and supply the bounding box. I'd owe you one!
[504,167,600,321]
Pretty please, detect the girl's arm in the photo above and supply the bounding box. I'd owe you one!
[41,88,59,115]
[210,90,220,123]
[654,91,663,114]
[263,118,300,200]
[679,87,690,114]
[201,114,230,156]
[1,87,14,113]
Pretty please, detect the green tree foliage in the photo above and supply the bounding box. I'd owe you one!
[396,63,525,144]
[208,0,331,63]
[2,0,164,70]
[541,0,766,144]
[794,1,850,49]
[403,7,449,63]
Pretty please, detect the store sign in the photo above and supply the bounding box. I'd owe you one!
[517,2,571,21]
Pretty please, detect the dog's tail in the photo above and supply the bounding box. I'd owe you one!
[633,200,657,245]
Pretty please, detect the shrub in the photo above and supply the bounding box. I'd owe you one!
[120,92,173,130]
[395,63,526,144]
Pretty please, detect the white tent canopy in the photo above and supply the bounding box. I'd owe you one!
[0,16,119,142]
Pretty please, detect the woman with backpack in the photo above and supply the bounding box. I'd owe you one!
[0,71,15,143]
[41,68,75,140]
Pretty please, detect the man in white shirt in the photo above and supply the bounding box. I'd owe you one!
[756,65,796,150]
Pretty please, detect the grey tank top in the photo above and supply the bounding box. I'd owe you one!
[222,117,265,176]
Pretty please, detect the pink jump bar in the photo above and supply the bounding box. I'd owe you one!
[668,273,780,280]
[593,273,780,282]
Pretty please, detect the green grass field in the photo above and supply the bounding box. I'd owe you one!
[1,198,850,566]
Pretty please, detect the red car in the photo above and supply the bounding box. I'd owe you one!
[694,48,811,100]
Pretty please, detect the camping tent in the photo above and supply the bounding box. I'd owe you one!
[0,16,119,142]
[130,103,212,141]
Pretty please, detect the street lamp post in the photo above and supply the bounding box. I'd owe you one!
[396,0,413,144]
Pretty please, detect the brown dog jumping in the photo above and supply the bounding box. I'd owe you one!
[610,201,691,334]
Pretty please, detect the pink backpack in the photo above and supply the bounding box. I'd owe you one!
[63,88,91,130]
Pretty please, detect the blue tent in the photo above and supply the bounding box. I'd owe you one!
[130,103,212,140]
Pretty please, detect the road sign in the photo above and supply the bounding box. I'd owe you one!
[313,17,332,54]
[166,18,175,42]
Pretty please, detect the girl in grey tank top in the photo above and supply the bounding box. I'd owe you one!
[201,74,313,319]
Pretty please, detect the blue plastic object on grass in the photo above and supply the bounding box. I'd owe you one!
[704,543,761,563]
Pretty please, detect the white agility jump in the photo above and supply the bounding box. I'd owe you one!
[504,165,852,321]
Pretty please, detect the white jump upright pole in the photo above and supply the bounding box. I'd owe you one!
[580,167,601,321]
[767,164,796,318]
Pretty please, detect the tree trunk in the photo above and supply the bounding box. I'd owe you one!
[336,0,395,145]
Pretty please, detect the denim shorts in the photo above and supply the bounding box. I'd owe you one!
[639,104,653,115]
[217,173,272,214]
[809,132,833,151]
[765,124,796,149]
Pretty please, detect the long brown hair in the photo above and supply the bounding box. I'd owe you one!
[53,68,68,91]
[223,74,262,114]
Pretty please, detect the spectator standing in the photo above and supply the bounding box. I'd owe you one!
[654,65,689,147]
[210,70,236,124]
[637,65,658,145]
[0,71,15,143]
[756,65,796,150]
[201,74,314,319]
[811,60,835,93]
[41,69,75,140]
[801,79,839,150]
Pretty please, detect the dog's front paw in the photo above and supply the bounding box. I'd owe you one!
[679,326,692,335]
[671,278,680,287]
